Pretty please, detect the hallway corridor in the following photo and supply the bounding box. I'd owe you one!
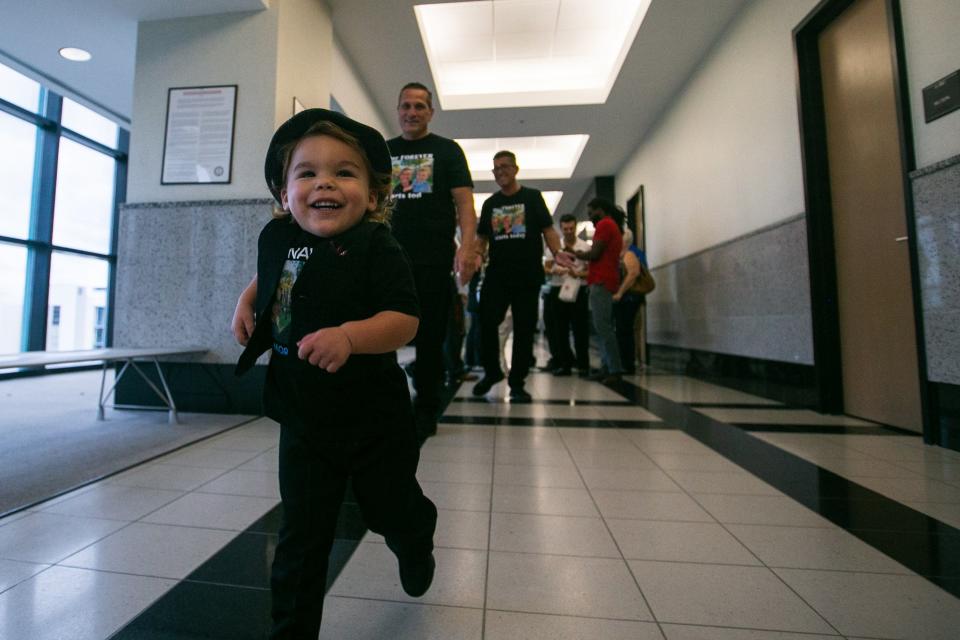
[2,370,960,639]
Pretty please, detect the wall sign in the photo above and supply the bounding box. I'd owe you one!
[922,70,959,123]
[161,85,237,184]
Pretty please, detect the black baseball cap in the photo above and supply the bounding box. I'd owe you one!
[264,108,392,204]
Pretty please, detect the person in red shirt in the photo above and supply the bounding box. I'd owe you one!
[565,197,624,383]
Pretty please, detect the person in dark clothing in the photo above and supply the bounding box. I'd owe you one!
[388,82,478,438]
[471,151,563,400]
[233,109,437,639]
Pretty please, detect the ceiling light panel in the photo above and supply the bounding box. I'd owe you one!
[457,134,588,181]
[414,0,652,110]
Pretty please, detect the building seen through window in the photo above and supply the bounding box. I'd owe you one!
[0,59,126,357]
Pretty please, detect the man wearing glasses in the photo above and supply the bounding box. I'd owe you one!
[471,151,563,401]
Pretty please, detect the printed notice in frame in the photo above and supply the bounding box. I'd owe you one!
[161,85,237,184]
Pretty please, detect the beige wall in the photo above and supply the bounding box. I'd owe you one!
[331,38,390,135]
[127,0,335,203]
[615,0,818,267]
[901,0,960,168]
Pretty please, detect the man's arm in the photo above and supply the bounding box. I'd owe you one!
[575,239,607,262]
[542,226,562,257]
[452,185,478,285]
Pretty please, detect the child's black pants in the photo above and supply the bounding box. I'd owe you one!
[269,424,437,639]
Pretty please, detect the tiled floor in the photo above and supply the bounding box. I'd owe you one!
[3,369,960,639]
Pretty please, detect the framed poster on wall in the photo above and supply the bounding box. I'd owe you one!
[161,85,237,185]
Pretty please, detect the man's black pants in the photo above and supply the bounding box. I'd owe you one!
[411,265,453,413]
[479,282,540,389]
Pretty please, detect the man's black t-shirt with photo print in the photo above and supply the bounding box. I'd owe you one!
[478,186,552,288]
[387,133,473,267]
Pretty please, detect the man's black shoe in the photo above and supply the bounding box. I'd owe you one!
[509,387,532,401]
[472,372,504,396]
[399,552,435,597]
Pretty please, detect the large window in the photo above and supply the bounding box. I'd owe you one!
[0,60,127,357]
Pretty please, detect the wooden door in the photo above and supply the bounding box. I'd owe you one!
[818,0,921,430]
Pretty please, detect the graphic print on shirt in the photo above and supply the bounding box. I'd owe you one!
[492,203,527,240]
[391,153,434,199]
[271,245,313,355]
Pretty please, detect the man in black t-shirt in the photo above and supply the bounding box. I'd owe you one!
[388,83,478,438]
[472,151,563,401]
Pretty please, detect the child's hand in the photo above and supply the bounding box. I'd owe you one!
[297,327,352,372]
[231,300,255,346]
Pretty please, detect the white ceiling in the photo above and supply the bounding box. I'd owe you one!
[0,0,749,213]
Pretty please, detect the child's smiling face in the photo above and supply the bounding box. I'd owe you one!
[281,135,376,238]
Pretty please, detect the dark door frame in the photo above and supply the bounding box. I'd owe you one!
[793,0,936,442]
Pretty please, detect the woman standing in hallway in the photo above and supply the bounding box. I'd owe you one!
[613,228,648,374]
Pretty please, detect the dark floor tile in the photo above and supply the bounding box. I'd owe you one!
[550,418,614,428]
[607,420,677,430]
[439,415,538,426]
[111,581,272,640]
[188,532,276,589]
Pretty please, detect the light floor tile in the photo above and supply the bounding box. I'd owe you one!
[0,558,48,592]
[140,492,277,531]
[695,408,875,426]
[579,467,682,492]
[569,447,656,469]
[622,431,718,455]
[666,470,780,496]
[494,446,576,467]
[493,463,585,488]
[592,489,715,522]
[367,509,489,550]
[645,452,744,472]
[201,433,279,453]
[726,524,911,573]
[490,512,619,557]
[430,427,496,448]
[596,405,663,421]
[560,429,636,451]
[630,561,835,633]
[0,512,126,563]
[492,485,599,517]
[319,597,483,640]
[493,428,566,450]
[196,468,281,499]
[329,542,486,608]
[417,460,493,484]
[486,551,652,620]
[895,459,960,484]
[59,522,235,579]
[38,484,184,521]
[107,463,226,491]
[0,565,175,640]
[631,376,782,405]
[485,610,662,639]
[236,449,280,472]
[155,446,259,469]
[661,624,841,639]
[609,519,760,564]
[418,481,490,512]
[775,568,960,639]
[693,494,834,527]
[419,444,495,464]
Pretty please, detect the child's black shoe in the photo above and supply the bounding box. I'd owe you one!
[399,552,435,597]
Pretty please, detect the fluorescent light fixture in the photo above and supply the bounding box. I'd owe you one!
[474,191,563,216]
[458,134,588,181]
[59,47,92,62]
[414,0,652,109]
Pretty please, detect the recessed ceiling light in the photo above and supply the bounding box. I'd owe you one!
[59,47,92,62]
[457,134,589,181]
[415,0,652,109]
